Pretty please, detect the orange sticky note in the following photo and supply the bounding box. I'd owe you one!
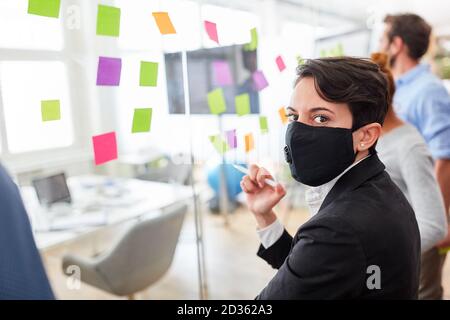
[152,12,176,35]
[278,107,288,125]
[244,133,254,153]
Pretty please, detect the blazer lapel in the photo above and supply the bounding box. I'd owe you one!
[318,154,386,212]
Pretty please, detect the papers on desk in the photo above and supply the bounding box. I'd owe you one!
[48,212,107,231]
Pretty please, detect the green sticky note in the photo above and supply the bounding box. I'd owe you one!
[28,0,61,18]
[96,5,121,37]
[209,135,229,155]
[259,116,269,134]
[235,93,250,116]
[336,43,344,56]
[140,61,158,87]
[41,100,61,121]
[244,27,258,51]
[207,88,227,115]
[132,108,152,133]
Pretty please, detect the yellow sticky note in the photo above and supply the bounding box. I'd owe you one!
[278,107,288,125]
[259,116,269,134]
[244,27,258,51]
[41,100,61,121]
[152,12,176,35]
[235,93,250,116]
[209,135,229,155]
[438,246,450,255]
[244,133,254,153]
[207,88,227,115]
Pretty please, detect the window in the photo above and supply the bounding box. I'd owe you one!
[0,61,73,153]
[0,0,63,50]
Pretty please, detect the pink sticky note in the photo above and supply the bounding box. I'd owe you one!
[276,55,286,72]
[212,60,233,86]
[204,20,218,44]
[96,56,122,86]
[252,70,269,91]
[92,132,118,165]
[226,129,237,149]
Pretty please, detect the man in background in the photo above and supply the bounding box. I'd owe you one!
[0,164,54,299]
[380,13,450,299]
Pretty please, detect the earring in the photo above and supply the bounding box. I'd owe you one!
[360,143,365,148]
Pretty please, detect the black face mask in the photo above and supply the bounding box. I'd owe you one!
[284,121,357,187]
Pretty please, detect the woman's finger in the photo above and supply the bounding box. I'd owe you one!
[241,175,259,193]
[256,167,274,188]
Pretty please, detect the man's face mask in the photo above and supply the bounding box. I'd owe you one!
[284,121,357,187]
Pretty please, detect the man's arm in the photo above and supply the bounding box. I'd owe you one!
[435,159,450,247]
[436,159,450,214]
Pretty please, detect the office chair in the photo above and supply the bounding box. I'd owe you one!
[61,202,188,299]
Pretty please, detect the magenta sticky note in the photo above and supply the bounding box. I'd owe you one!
[252,70,269,91]
[92,131,118,165]
[212,60,233,86]
[96,56,122,86]
[276,55,286,72]
[204,20,219,44]
[226,129,237,149]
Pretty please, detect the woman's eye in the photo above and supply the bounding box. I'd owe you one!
[313,115,329,124]
[287,113,299,122]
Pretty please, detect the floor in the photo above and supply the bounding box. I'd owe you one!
[42,204,450,300]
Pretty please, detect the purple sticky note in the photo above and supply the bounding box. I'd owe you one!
[96,56,122,86]
[212,60,233,86]
[226,129,237,149]
[252,70,269,91]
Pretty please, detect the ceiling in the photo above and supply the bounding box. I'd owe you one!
[282,0,450,30]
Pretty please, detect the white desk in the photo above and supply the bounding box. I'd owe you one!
[20,175,196,251]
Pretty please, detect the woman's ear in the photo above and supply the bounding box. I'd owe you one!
[353,123,382,153]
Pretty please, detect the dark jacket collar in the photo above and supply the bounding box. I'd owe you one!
[319,153,386,212]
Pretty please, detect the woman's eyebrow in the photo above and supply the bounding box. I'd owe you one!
[286,106,297,113]
[309,107,335,115]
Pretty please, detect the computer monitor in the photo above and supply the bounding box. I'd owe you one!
[165,44,260,114]
[32,173,72,206]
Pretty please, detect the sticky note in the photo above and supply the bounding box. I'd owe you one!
[209,135,229,155]
[336,43,344,56]
[226,129,237,149]
[41,100,61,121]
[140,61,158,87]
[204,20,219,44]
[244,133,254,153]
[278,107,288,124]
[132,108,153,133]
[97,56,122,86]
[92,132,118,165]
[212,60,233,86]
[235,93,250,116]
[152,12,176,35]
[96,5,121,37]
[276,55,286,72]
[296,54,305,65]
[252,70,269,91]
[207,88,227,115]
[438,246,450,255]
[259,116,269,134]
[244,27,258,51]
[28,0,60,18]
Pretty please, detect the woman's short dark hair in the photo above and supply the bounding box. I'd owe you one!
[295,57,389,152]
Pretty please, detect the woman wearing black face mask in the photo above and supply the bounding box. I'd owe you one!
[240,57,421,299]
